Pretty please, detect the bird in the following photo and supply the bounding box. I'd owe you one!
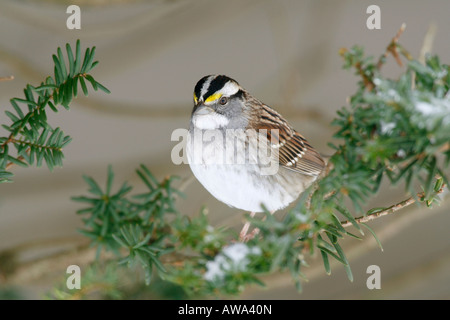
[186,75,325,241]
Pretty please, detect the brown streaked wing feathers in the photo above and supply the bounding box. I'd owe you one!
[256,103,325,176]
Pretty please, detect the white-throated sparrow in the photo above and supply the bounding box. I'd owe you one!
[187,75,325,237]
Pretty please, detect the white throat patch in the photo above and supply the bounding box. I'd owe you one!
[192,113,229,130]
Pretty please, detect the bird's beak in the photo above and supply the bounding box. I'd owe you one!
[193,105,215,116]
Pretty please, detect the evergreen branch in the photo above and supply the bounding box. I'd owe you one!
[340,180,445,228]
[5,148,29,171]
[0,40,109,181]
[341,196,415,228]
[339,47,375,91]
[9,138,63,151]
[0,75,14,82]
[376,23,408,69]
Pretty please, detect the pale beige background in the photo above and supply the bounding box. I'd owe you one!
[0,0,449,299]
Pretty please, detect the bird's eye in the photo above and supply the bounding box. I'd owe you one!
[219,96,228,105]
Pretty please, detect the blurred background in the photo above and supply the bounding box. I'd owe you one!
[0,0,449,299]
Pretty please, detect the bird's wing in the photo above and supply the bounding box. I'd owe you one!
[256,103,325,176]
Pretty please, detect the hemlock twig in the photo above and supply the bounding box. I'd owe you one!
[340,185,445,228]
[0,75,14,81]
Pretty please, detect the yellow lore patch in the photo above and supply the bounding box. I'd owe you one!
[205,93,222,104]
